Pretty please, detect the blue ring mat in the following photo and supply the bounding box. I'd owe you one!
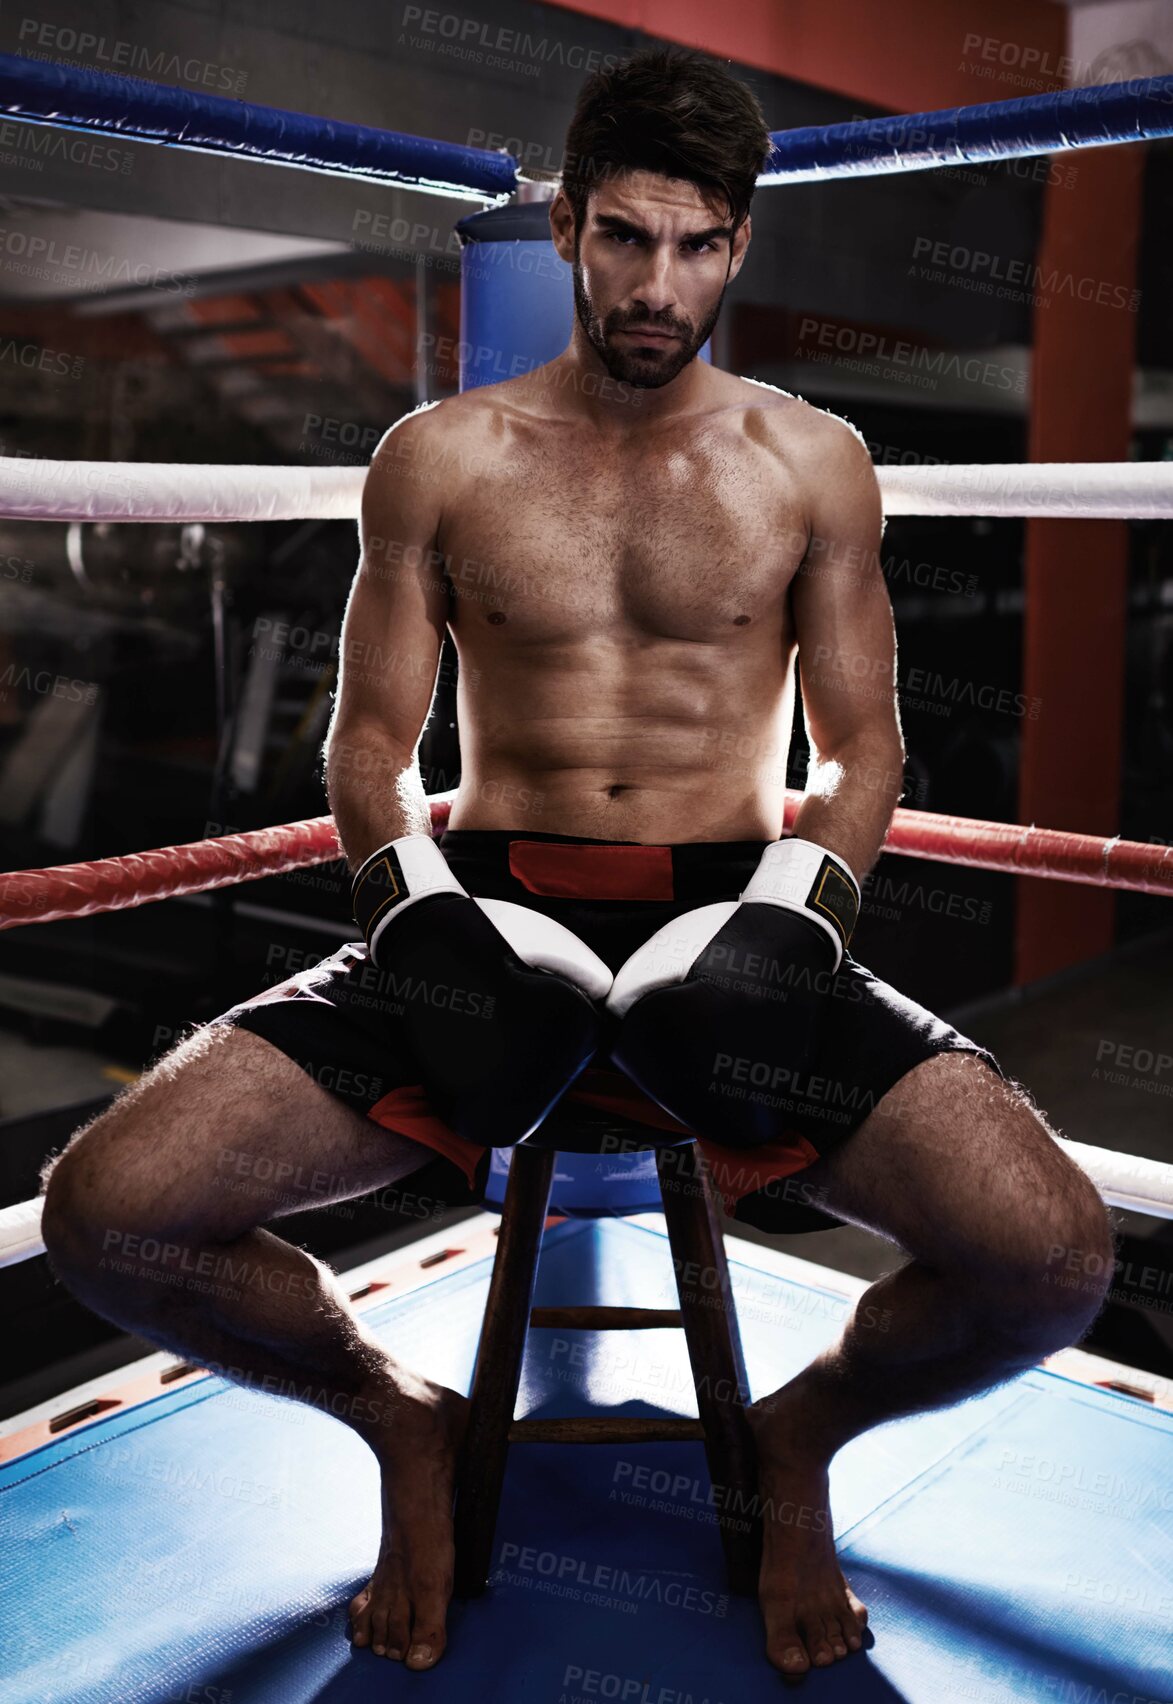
[3,1217,1170,1702]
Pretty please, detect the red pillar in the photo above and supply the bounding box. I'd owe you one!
[1016,147,1144,983]
[542,0,1066,109]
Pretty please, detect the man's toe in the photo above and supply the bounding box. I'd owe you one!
[820,1604,852,1657]
[348,1588,371,1646]
[803,1613,835,1666]
[406,1594,449,1669]
[763,1606,810,1675]
[377,1595,412,1660]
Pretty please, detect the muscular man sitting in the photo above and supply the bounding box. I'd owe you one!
[40,45,1113,1683]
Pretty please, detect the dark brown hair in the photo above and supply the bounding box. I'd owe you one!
[562,47,772,234]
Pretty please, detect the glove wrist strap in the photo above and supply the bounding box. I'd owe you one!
[741,837,860,969]
[351,834,465,961]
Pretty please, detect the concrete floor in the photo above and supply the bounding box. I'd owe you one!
[0,1027,135,1122]
[954,928,1173,1167]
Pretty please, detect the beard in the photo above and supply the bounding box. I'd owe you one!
[571,261,725,389]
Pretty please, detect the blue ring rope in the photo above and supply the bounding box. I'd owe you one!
[763,74,1173,182]
[0,50,517,202]
[0,52,1169,202]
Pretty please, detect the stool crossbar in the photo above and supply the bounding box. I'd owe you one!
[453,1131,762,1596]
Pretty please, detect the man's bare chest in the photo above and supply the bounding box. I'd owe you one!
[441,432,808,643]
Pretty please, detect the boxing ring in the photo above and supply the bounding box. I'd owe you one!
[1,51,1172,1704]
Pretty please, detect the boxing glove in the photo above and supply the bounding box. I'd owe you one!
[352,835,612,1146]
[606,838,860,1145]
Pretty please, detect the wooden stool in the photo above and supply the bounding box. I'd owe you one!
[453,1110,761,1597]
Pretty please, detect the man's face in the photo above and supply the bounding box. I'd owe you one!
[551,168,751,389]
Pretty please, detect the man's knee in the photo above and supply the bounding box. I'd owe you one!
[993,1160,1115,1347]
[922,1069,1115,1321]
[40,1029,221,1277]
[40,1100,147,1284]
[1035,1167,1116,1330]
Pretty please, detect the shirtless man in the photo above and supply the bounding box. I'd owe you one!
[41,46,1113,1683]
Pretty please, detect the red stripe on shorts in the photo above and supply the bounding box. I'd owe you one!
[508,840,676,900]
[365,1068,818,1213]
[694,1135,821,1213]
[367,1084,486,1190]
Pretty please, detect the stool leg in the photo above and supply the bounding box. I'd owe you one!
[453,1142,555,1596]
[655,1142,761,1595]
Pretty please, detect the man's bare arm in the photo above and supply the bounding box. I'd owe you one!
[788,416,905,880]
[324,409,450,871]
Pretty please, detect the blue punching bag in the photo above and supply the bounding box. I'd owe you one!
[456,199,570,388]
[455,197,710,392]
[455,197,671,1217]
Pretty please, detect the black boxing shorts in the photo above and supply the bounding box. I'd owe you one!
[213,830,1005,1234]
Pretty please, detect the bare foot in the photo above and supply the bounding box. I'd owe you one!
[746,1397,868,1680]
[348,1368,470,1669]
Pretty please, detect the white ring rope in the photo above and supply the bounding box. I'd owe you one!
[1,457,1172,525]
[0,1196,51,1269]
[0,458,363,524]
[3,1136,1171,1268]
[880,462,1173,520]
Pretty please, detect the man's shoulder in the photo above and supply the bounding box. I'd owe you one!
[374,377,543,457]
[724,373,870,465]
[369,395,473,457]
[364,394,498,501]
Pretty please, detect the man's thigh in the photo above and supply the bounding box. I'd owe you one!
[798,1051,1109,1278]
[45,1021,440,1243]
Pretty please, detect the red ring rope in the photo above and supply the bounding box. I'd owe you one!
[1,815,345,930]
[1,794,1170,930]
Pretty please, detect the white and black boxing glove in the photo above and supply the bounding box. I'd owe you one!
[605,838,860,1146]
[351,835,613,1146]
